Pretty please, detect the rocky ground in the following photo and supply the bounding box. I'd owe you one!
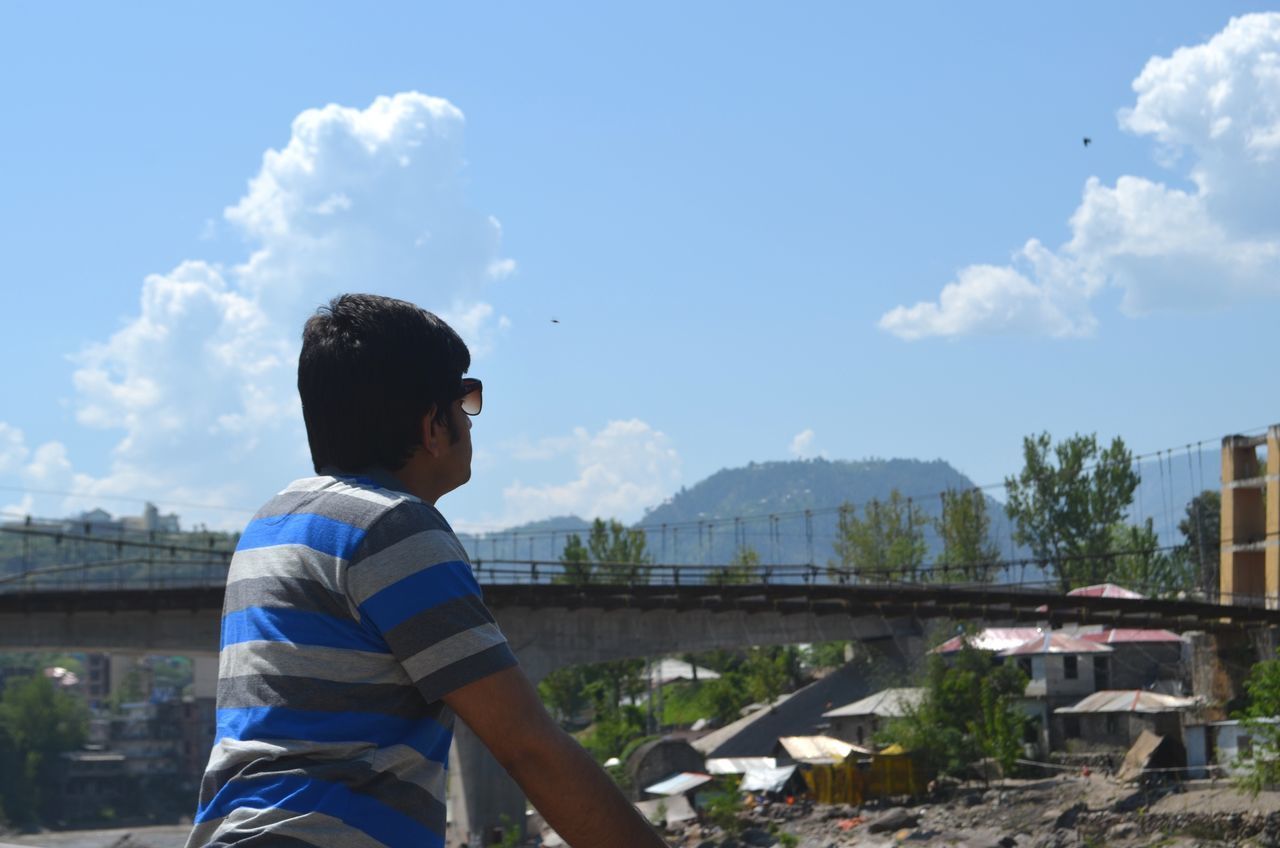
[658,778,1280,848]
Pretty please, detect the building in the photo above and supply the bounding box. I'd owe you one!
[1076,629,1188,693]
[822,687,925,748]
[1185,718,1279,779]
[1053,690,1200,756]
[691,661,873,760]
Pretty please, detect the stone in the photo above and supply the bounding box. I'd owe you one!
[740,828,776,847]
[866,807,920,834]
[1105,822,1137,841]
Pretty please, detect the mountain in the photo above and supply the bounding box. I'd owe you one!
[636,457,1015,568]
[460,457,1019,571]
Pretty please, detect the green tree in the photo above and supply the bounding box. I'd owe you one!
[1110,519,1196,598]
[831,490,927,581]
[741,646,803,704]
[1234,648,1280,795]
[558,534,593,584]
[1004,432,1140,591]
[935,488,1001,582]
[1179,490,1221,596]
[885,645,1027,778]
[802,641,849,671]
[557,519,650,585]
[0,674,88,824]
[538,664,593,723]
[710,546,761,585]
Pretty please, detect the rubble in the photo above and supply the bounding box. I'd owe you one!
[647,777,1280,848]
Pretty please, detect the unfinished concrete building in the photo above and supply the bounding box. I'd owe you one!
[1221,426,1280,608]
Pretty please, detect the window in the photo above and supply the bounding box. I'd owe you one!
[1018,657,1033,678]
[1239,734,1254,760]
[857,726,865,745]
[1064,716,1081,738]
[1094,656,1109,689]
[1064,655,1078,680]
[1105,714,1119,735]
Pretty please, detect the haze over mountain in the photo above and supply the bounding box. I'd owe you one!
[459,457,1017,569]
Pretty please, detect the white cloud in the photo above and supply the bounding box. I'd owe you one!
[881,13,1280,340]
[500,419,682,525]
[789,428,819,458]
[0,423,28,475]
[12,92,515,527]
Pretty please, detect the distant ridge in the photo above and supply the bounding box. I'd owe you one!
[460,457,1017,568]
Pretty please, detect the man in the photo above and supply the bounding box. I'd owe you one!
[189,294,666,848]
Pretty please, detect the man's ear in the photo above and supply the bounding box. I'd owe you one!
[422,407,442,457]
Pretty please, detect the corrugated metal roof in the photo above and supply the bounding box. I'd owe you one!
[777,735,872,763]
[645,658,721,686]
[644,771,714,796]
[932,627,1045,654]
[999,632,1114,656]
[1055,690,1200,714]
[706,756,777,775]
[1078,628,1185,644]
[740,764,799,793]
[1066,583,1146,599]
[823,687,925,718]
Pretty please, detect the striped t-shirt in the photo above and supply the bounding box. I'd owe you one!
[188,472,518,848]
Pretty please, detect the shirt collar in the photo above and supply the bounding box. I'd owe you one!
[319,466,416,498]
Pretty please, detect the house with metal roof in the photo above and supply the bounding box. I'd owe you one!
[821,687,925,748]
[1053,690,1202,756]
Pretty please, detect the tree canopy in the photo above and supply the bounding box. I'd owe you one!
[1004,432,1139,591]
[831,489,927,581]
[885,645,1028,778]
[935,488,1001,582]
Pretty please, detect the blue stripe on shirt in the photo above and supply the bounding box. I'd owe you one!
[216,706,450,760]
[221,606,387,653]
[238,513,368,560]
[195,774,443,848]
[358,560,480,631]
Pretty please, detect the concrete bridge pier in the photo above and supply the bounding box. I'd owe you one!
[448,722,529,848]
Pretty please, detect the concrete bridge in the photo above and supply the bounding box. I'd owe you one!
[1,558,1278,845]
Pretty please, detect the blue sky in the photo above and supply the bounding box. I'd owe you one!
[0,3,1276,532]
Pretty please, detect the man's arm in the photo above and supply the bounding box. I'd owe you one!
[444,665,669,848]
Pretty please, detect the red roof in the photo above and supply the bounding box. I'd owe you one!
[1078,628,1185,644]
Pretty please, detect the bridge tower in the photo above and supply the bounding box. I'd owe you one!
[1220,426,1280,608]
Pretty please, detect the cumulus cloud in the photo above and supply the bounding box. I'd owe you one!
[500,420,682,525]
[23,93,514,526]
[0,423,28,475]
[881,13,1280,340]
[789,428,819,458]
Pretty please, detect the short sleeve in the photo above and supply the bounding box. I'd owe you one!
[345,502,518,703]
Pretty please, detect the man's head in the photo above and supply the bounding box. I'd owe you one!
[298,294,473,482]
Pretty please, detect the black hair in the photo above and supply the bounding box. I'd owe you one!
[298,294,470,473]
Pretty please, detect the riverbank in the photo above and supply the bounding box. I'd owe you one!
[661,776,1280,847]
[0,825,190,848]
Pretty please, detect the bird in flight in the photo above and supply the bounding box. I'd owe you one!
[1083,137,1092,147]
[551,318,560,324]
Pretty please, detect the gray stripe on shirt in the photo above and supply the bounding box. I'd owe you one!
[187,806,388,848]
[219,641,403,686]
[346,528,470,606]
[401,622,509,683]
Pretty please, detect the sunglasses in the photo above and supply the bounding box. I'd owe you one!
[458,377,483,416]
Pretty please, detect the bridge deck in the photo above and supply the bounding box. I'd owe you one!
[0,581,1272,632]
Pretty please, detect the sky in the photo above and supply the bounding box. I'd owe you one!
[0,2,1277,533]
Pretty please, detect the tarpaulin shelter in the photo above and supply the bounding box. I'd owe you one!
[739,764,802,795]
[801,743,930,805]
